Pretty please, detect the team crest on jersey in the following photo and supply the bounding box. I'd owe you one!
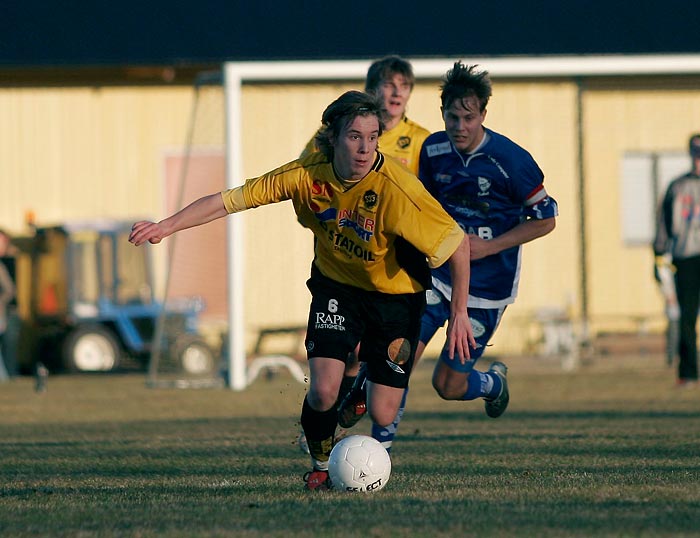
[362,190,378,210]
[397,136,411,149]
[477,176,491,196]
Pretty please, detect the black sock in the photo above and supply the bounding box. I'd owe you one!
[301,397,338,463]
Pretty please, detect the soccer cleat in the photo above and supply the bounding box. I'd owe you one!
[338,373,368,429]
[675,378,698,389]
[303,469,332,491]
[484,361,509,418]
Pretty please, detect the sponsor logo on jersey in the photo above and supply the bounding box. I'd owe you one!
[397,136,411,149]
[310,180,335,213]
[426,141,452,157]
[444,194,489,215]
[311,180,334,199]
[313,207,338,222]
[435,173,452,184]
[314,311,346,331]
[465,225,493,240]
[328,231,376,261]
[338,208,375,241]
[486,155,510,178]
[454,207,486,218]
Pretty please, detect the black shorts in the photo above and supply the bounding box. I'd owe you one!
[304,267,426,389]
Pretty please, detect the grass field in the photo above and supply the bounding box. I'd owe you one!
[1,351,699,537]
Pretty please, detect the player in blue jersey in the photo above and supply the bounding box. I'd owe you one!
[340,61,558,451]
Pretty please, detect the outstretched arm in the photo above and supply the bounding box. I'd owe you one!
[129,193,228,246]
[445,235,476,363]
[469,217,555,260]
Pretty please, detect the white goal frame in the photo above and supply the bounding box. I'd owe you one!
[223,54,700,390]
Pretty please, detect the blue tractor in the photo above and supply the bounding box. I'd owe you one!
[15,220,218,375]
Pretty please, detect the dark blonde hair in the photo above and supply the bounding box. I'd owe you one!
[365,55,416,94]
[315,91,385,159]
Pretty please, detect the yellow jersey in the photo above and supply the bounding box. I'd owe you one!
[221,151,464,294]
[300,116,430,175]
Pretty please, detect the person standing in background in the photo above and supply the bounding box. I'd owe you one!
[653,133,700,388]
[0,229,18,379]
[301,55,430,175]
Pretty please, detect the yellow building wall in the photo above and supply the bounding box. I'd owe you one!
[2,75,697,357]
[235,80,580,356]
[583,80,700,336]
[0,86,194,226]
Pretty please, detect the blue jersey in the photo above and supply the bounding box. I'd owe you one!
[419,128,558,307]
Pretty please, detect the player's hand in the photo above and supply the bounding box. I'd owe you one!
[446,310,476,364]
[129,221,165,246]
[467,234,494,261]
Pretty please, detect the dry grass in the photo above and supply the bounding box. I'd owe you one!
[0,351,698,537]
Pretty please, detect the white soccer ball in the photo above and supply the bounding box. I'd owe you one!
[328,434,391,492]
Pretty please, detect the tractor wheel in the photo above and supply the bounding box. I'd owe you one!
[63,325,121,372]
[171,334,217,376]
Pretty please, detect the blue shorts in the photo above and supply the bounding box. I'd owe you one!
[420,289,505,373]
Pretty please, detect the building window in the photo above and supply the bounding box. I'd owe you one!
[620,151,690,245]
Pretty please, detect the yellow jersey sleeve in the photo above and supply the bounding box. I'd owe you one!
[379,161,464,268]
[218,152,463,294]
[221,160,308,214]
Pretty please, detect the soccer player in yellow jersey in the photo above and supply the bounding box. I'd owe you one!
[129,90,475,490]
[300,55,430,175]
[297,57,432,454]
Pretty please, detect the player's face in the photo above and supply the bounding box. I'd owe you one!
[379,73,412,123]
[332,115,380,180]
[442,97,486,153]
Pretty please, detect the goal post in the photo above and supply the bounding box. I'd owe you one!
[221,54,700,389]
[222,61,370,390]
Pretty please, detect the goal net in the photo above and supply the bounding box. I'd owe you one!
[147,71,229,388]
[148,68,314,390]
